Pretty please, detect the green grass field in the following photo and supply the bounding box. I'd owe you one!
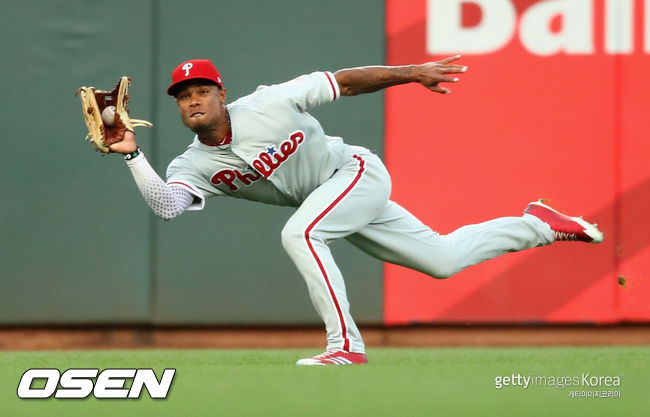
[1,346,648,417]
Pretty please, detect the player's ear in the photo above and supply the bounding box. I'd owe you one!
[218,87,227,104]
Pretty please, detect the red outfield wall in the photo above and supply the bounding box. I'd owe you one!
[384,0,650,324]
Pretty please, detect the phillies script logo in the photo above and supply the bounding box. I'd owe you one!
[17,368,175,399]
[211,168,262,191]
[251,131,304,178]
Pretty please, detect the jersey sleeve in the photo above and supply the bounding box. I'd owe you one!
[166,156,218,211]
[271,71,340,111]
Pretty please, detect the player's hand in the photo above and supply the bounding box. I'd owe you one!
[108,130,138,154]
[416,55,467,95]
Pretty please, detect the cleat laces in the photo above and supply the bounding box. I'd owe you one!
[554,231,578,241]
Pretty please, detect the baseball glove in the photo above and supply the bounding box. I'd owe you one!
[75,76,153,154]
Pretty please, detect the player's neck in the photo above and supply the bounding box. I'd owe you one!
[198,109,232,146]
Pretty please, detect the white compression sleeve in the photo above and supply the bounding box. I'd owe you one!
[125,152,195,220]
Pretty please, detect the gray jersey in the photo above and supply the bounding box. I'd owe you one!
[166,138,297,209]
[166,71,349,207]
[227,71,347,203]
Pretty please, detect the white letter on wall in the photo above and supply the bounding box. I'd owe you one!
[606,0,634,54]
[427,0,516,54]
[520,0,594,56]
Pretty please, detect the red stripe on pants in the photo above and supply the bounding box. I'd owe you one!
[303,155,365,352]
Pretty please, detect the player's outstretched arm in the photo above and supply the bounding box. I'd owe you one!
[110,131,194,221]
[334,55,467,96]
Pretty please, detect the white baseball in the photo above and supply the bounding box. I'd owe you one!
[102,106,116,126]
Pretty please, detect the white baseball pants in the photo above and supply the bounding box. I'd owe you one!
[281,149,555,353]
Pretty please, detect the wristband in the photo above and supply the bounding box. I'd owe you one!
[124,147,142,161]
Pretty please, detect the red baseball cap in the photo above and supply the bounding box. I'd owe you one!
[167,59,223,96]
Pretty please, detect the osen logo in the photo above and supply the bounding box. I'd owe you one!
[17,368,175,399]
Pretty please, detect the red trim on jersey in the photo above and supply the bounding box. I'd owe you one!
[324,72,338,101]
[303,155,365,352]
[200,133,232,147]
[167,181,199,194]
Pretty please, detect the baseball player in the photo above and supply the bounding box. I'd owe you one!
[109,56,603,365]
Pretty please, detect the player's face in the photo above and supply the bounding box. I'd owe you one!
[176,84,227,134]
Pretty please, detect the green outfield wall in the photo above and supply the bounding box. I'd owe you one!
[0,0,385,325]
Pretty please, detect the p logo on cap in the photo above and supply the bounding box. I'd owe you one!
[182,63,193,76]
[167,59,223,96]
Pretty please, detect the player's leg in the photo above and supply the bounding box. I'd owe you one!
[281,151,390,359]
[346,201,556,278]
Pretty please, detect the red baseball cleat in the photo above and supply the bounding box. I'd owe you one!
[296,349,368,366]
[524,200,604,244]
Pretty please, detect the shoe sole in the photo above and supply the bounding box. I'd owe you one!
[528,201,604,244]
